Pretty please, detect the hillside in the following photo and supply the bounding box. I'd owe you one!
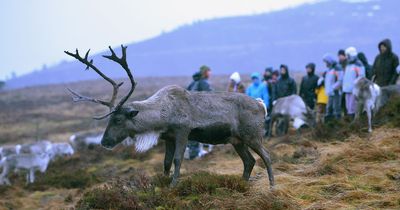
[5,0,400,89]
[0,76,399,209]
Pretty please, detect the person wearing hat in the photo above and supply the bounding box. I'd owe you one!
[246,72,269,106]
[343,47,366,119]
[299,63,319,110]
[323,54,343,120]
[372,38,399,86]
[228,72,245,93]
[274,64,297,100]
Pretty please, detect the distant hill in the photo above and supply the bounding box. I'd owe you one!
[5,0,400,89]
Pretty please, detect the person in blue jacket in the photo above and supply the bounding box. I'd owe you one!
[246,72,269,106]
[343,47,365,119]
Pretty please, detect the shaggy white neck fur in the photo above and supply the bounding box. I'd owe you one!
[132,132,160,153]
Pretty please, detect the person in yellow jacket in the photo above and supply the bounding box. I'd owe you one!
[315,72,328,123]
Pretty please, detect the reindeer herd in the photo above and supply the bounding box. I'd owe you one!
[0,132,105,185]
[1,45,399,190]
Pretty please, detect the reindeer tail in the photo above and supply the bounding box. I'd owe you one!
[256,98,268,118]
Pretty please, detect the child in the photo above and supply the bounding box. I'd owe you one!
[315,72,328,123]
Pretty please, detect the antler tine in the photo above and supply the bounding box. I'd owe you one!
[67,88,111,107]
[102,45,136,109]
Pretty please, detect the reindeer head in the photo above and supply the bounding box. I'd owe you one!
[65,45,138,149]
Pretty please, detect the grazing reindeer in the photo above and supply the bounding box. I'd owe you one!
[0,153,51,185]
[65,45,274,187]
[69,132,103,150]
[49,143,74,160]
[353,78,400,132]
[269,95,316,137]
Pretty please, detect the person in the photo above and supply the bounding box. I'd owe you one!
[358,52,373,80]
[274,64,297,100]
[246,72,269,105]
[372,38,400,86]
[263,67,275,110]
[315,72,328,123]
[338,49,347,70]
[268,70,280,106]
[299,63,319,109]
[343,47,365,119]
[186,65,213,160]
[187,72,201,91]
[197,65,213,91]
[323,54,343,120]
[227,72,245,93]
[338,49,348,115]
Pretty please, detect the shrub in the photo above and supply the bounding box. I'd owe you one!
[76,180,141,210]
[173,171,249,196]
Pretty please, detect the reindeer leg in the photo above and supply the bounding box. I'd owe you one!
[164,140,175,176]
[367,104,373,133]
[30,169,35,183]
[352,100,363,124]
[246,140,274,188]
[170,131,189,187]
[0,165,10,185]
[233,143,255,181]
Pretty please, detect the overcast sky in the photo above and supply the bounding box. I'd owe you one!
[0,0,319,80]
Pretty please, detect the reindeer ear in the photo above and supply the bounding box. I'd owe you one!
[127,109,139,118]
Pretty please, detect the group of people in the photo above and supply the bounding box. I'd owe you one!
[185,38,399,159]
[227,38,399,123]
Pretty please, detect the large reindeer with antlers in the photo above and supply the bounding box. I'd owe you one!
[65,45,274,188]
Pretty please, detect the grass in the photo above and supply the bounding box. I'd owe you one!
[1,75,399,209]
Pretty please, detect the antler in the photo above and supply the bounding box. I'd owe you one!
[65,45,135,120]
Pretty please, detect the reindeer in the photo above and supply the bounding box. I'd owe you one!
[49,142,74,160]
[0,153,51,185]
[65,45,274,187]
[353,78,400,132]
[69,132,103,150]
[269,95,316,137]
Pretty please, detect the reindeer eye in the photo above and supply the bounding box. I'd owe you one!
[114,118,123,124]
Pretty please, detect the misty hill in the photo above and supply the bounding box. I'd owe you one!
[6,0,400,89]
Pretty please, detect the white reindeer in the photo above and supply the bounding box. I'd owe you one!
[48,142,74,160]
[0,153,51,185]
[352,77,381,132]
[69,132,102,150]
[269,95,316,136]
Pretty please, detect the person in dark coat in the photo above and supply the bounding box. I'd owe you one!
[187,72,202,91]
[372,39,400,86]
[338,49,347,70]
[186,65,213,160]
[299,63,319,109]
[263,67,274,110]
[274,64,297,100]
[338,49,348,115]
[358,52,373,80]
[197,65,213,91]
